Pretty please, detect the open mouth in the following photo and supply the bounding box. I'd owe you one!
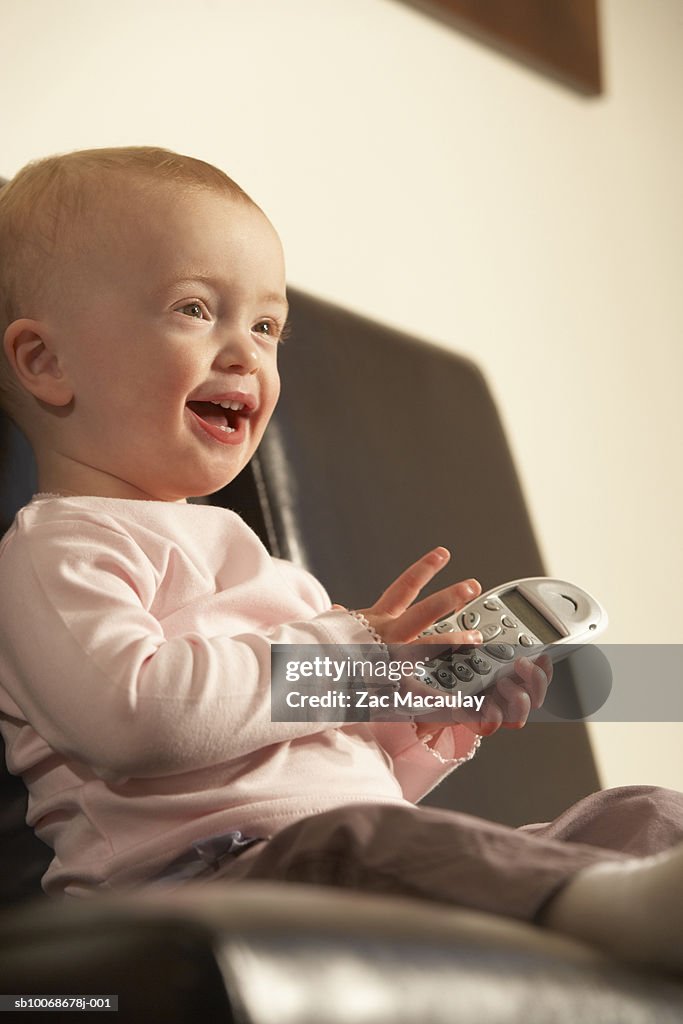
[186,399,251,444]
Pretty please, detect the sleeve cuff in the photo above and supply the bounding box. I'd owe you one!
[415,725,482,766]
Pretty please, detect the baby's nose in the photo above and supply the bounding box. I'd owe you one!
[215,332,259,374]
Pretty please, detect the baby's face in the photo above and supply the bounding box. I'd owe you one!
[43,186,287,500]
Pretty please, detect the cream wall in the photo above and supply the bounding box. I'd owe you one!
[1,0,681,788]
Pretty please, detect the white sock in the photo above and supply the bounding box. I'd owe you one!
[543,842,683,974]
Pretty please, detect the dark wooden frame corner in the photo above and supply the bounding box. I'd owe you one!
[396,0,602,96]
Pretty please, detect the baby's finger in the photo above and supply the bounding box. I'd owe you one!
[508,655,551,710]
[494,675,532,728]
[528,654,552,708]
[406,630,483,651]
[536,654,554,689]
[476,697,504,736]
[391,578,482,641]
[372,548,451,617]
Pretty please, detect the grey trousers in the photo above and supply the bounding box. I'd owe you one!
[206,786,683,922]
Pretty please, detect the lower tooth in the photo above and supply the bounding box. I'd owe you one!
[219,425,235,433]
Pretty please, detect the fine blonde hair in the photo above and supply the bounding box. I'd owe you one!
[0,146,254,424]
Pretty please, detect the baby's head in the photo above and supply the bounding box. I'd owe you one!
[0,147,288,502]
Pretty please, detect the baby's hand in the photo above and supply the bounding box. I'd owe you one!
[409,654,553,737]
[355,547,483,646]
[342,547,552,735]
[460,653,553,736]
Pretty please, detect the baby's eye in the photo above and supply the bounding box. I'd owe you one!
[253,320,278,340]
[178,302,205,319]
[252,320,290,343]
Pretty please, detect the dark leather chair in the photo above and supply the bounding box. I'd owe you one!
[2,286,682,1020]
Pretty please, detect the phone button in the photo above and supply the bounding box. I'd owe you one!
[484,642,515,661]
[454,662,475,682]
[484,600,502,611]
[470,654,493,675]
[519,634,537,647]
[461,611,481,630]
[481,623,502,641]
[502,616,517,628]
[436,668,457,689]
[435,620,456,633]
[417,668,438,687]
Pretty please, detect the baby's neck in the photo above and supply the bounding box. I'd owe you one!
[35,471,189,503]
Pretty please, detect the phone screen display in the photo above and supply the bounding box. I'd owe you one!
[503,589,564,643]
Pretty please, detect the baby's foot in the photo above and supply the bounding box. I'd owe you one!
[543,841,683,974]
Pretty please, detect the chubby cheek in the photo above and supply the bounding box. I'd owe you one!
[133,351,197,422]
[266,370,281,413]
[255,371,280,437]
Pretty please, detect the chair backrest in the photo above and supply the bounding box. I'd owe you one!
[265,289,543,600]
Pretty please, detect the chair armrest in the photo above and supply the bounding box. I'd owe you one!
[2,882,682,1023]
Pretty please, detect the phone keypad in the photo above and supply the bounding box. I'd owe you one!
[416,596,544,696]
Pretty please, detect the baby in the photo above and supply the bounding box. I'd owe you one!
[0,147,681,975]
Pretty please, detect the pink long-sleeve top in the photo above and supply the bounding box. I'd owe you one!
[0,495,478,896]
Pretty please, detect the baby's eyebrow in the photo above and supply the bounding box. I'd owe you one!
[154,274,218,297]
[156,277,288,314]
[259,292,289,314]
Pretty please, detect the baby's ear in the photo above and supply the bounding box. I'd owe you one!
[3,318,73,407]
